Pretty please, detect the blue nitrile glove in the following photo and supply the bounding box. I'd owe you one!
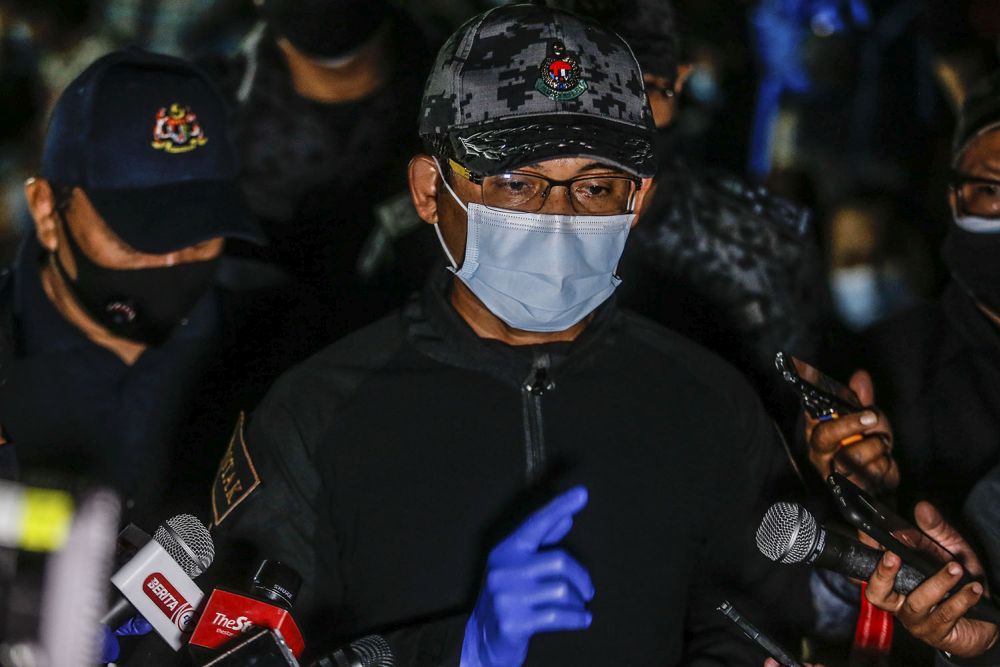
[100,615,153,663]
[460,486,594,667]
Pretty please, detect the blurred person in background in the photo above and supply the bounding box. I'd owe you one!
[0,50,271,526]
[862,72,1000,527]
[559,0,830,429]
[803,72,1000,665]
[197,0,437,346]
[825,193,926,330]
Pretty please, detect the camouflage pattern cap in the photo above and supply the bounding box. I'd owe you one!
[419,3,656,177]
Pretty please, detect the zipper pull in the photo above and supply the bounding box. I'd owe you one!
[523,354,556,396]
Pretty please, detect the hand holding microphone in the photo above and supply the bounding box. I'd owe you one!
[864,502,999,659]
[461,486,594,667]
[100,616,153,663]
[757,502,1000,659]
[102,513,215,651]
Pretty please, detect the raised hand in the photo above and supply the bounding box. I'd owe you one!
[460,486,594,667]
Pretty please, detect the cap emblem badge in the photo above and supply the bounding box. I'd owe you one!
[151,103,208,154]
[535,41,588,101]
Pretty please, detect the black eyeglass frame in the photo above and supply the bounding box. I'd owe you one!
[949,171,1000,218]
[446,158,643,214]
[643,81,676,99]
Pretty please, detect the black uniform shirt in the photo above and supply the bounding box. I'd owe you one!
[864,282,1000,525]
[211,270,812,666]
[0,238,218,520]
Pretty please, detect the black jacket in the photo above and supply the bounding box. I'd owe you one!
[196,15,437,341]
[863,283,1000,526]
[619,154,829,436]
[211,270,813,666]
[0,240,218,523]
[0,238,326,526]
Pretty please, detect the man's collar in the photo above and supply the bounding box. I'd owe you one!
[13,235,220,360]
[943,281,1000,353]
[14,235,88,356]
[405,268,619,386]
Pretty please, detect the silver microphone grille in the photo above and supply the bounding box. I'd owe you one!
[153,514,215,578]
[350,635,395,667]
[756,502,819,564]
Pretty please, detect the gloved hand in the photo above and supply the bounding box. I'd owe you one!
[460,486,593,667]
[100,615,152,663]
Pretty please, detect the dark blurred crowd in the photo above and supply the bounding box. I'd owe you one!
[2,0,999,331]
[4,1,1000,666]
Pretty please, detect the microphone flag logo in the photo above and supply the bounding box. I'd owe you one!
[143,573,196,632]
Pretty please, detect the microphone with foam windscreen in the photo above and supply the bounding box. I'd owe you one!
[101,513,215,650]
[756,502,1000,624]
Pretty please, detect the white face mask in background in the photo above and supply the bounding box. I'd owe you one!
[433,159,633,332]
[830,265,884,331]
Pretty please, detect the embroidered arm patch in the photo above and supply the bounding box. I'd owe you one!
[211,412,261,527]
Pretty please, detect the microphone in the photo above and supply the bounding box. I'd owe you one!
[189,559,305,662]
[101,513,215,650]
[311,635,395,667]
[756,503,1000,624]
[757,503,925,591]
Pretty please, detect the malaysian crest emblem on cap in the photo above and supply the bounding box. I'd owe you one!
[534,41,588,101]
[151,103,208,154]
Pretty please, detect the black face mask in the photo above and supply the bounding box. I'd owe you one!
[54,215,219,347]
[942,224,1000,314]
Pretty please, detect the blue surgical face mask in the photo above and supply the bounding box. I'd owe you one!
[829,265,883,331]
[433,159,634,332]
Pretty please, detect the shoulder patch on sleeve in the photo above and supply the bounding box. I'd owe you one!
[211,412,261,527]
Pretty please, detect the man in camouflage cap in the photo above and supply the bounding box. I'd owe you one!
[211,5,809,665]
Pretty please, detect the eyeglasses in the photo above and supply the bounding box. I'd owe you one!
[448,159,641,215]
[951,172,1000,218]
[644,81,676,99]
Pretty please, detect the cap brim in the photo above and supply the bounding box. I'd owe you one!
[86,180,265,255]
[450,116,656,178]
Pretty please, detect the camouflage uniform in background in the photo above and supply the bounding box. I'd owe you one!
[619,150,827,418]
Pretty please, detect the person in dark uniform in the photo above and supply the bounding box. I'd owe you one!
[862,72,1000,527]
[808,72,1000,667]
[197,0,437,345]
[0,49,265,524]
[209,6,812,665]
[578,0,829,421]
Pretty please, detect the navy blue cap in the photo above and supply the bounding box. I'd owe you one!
[41,49,263,254]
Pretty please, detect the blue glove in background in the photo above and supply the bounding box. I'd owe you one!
[748,0,872,177]
[460,486,594,667]
[100,615,152,663]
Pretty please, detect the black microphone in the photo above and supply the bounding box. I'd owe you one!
[757,503,1000,625]
[757,502,924,591]
[311,635,395,667]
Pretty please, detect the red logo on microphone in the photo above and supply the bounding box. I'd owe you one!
[143,573,196,632]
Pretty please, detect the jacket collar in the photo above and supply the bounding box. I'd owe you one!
[404,268,621,387]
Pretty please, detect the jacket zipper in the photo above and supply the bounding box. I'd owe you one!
[521,353,555,483]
